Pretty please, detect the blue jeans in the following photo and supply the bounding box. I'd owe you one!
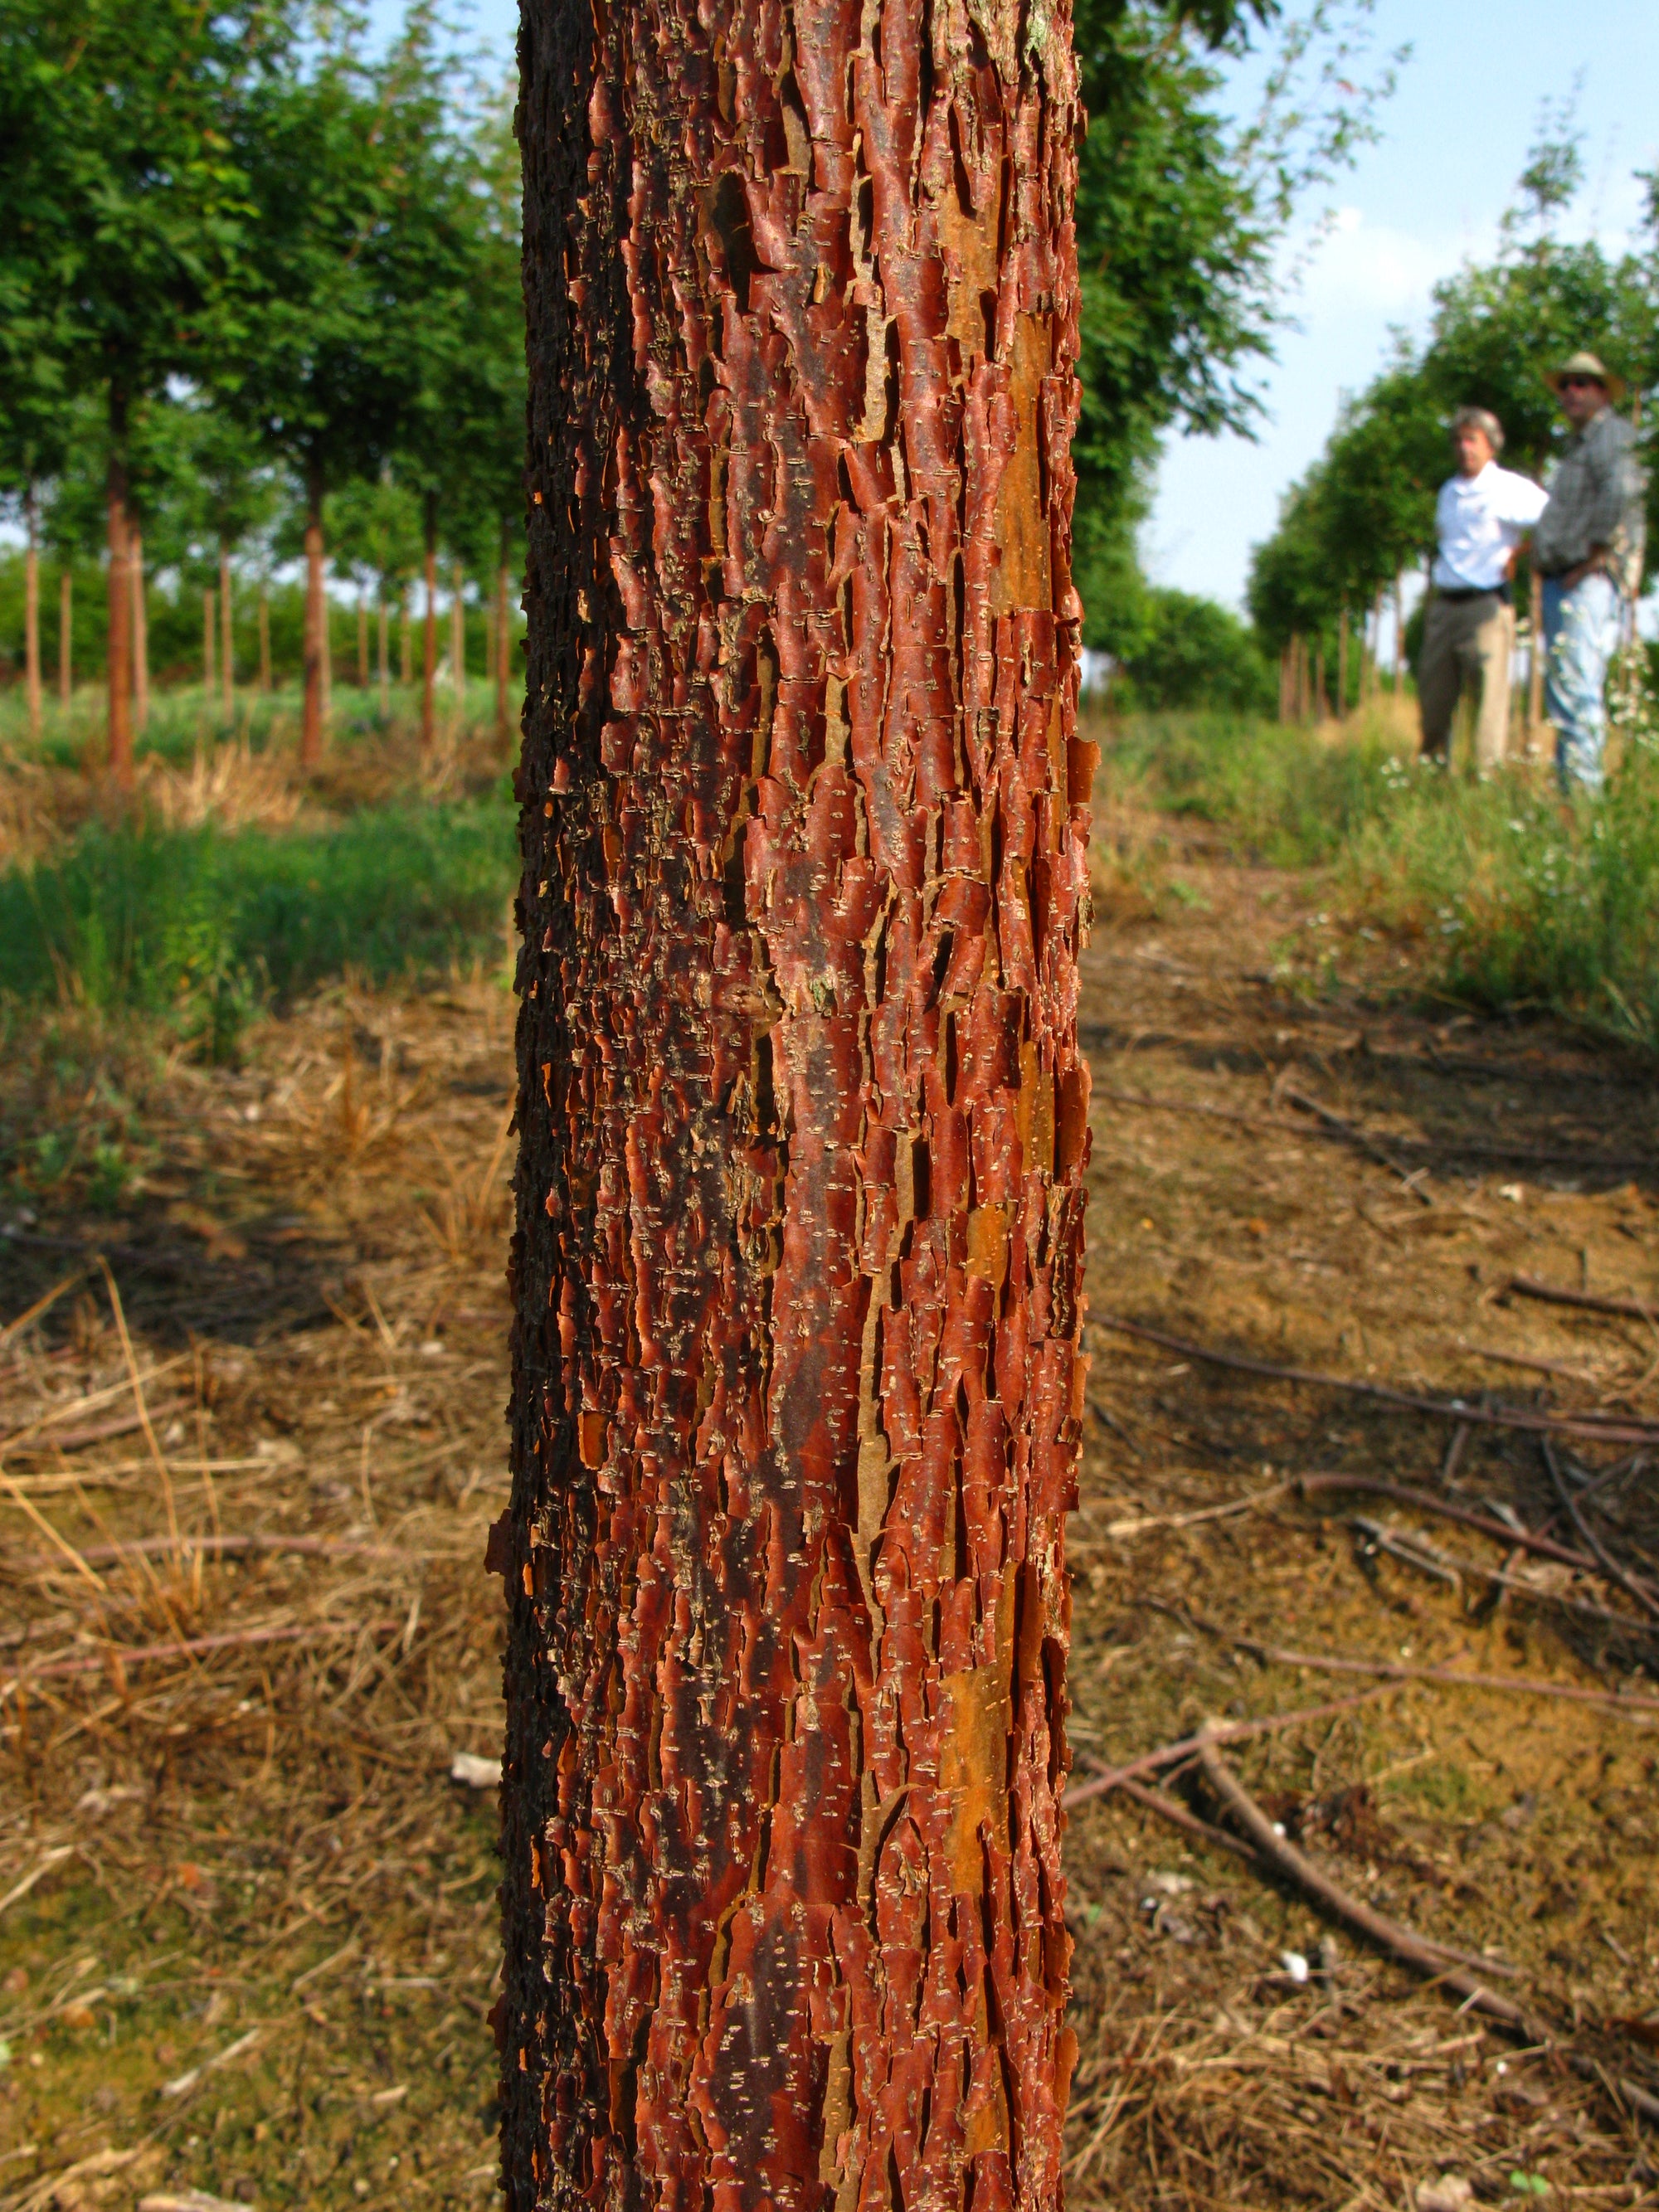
[1541,571,1622,795]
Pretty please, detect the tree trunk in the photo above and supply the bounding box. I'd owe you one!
[358,596,370,687]
[401,600,413,688]
[1336,605,1349,720]
[1314,649,1326,722]
[421,509,437,748]
[59,569,72,706]
[1394,576,1405,691]
[220,544,236,719]
[378,597,391,716]
[106,394,133,785]
[258,589,273,693]
[131,528,149,734]
[450,561,466,703]
[23,485,41,743]
[204,587,216,700]
[494,559,510,755]
[501,7,1087,2210]
[302,469,327,768]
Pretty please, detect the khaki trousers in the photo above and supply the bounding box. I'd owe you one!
[1418,591,1514,773]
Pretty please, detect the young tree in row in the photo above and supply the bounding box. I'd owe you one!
[328,469,424,715]
[501,0,1091,2202]
[221,7,475,767]
[0,0,283,781]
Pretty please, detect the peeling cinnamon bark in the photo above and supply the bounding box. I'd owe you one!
[503,0,1091,2202]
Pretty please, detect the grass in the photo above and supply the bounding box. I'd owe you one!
[1102,707,1406,868]
[1107,696,1659,1054]
[0,675,507,773]
[0,794,518,1060]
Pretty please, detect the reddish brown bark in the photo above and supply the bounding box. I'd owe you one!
[106,407,133,785]
[379,597,392,715]
[203,586,216,699]
[258,589,272,693]
[59,570,72,706]
[503,0,1088,2205]
[302,472,327,768]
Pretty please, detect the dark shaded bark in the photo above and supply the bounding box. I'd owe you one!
[501,0,1088,2206]
[302,466,327,768]
[106,392,133,785]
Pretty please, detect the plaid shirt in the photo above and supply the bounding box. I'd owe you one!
[1533,406,1647,596]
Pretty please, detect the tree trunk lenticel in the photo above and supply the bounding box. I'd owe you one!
[499,0,1091,2205]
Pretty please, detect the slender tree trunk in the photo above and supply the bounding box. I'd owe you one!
[378,597,391,716]
[203,587,216,703]
[23,485,41,743]
[358,596,370,687]
[1336,605,1349,720]
[106,394,133,785]
[131,529,149,734]
[1314,648,1326,722]
[400,599,412,688]
[502,9,1087,2210]
[421,508,437,748]
[450,562,466,705]
[258,589,272,693]
[59,570,72,706]
[494,558,510,754]
[1278,645,1289,723]
[302,469,327,768]
[484,581,496,683]
[220,544,235,719]
[1394,576,1405,691]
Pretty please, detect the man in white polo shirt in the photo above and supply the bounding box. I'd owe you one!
[1419,407,1548,775]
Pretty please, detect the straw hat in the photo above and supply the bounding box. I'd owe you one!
[1544,349,1627,403]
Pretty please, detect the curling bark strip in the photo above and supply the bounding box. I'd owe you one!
[504,0,1092,2203]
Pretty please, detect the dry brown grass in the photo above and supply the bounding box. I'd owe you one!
[0,980,516,2210]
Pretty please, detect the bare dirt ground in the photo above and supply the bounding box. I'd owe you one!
[2,804,1658,2210]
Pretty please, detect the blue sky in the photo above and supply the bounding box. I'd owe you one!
[408,0,1659,611]
[1150,0,1659,607]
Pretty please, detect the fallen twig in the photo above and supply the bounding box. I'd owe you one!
[1113,1774,1256,1860]
[1540,1438,1659,1624]
[1281,1085,1433,1203]
[1063,1686,1404,1807]
[1196,1728,1535,2034]
[1092,1314,1659,1446]
[1511,1276,1659,1329]
[1182,1612,1659,1718]
[1297,1472,1615,1580]
[0,1616,397,1697]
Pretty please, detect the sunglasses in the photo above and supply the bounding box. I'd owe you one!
[1559,375,1602,390]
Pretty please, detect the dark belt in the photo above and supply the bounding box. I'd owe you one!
[1437,583,1511,606]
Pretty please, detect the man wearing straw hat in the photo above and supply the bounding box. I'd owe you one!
[1532,350,1647,793]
